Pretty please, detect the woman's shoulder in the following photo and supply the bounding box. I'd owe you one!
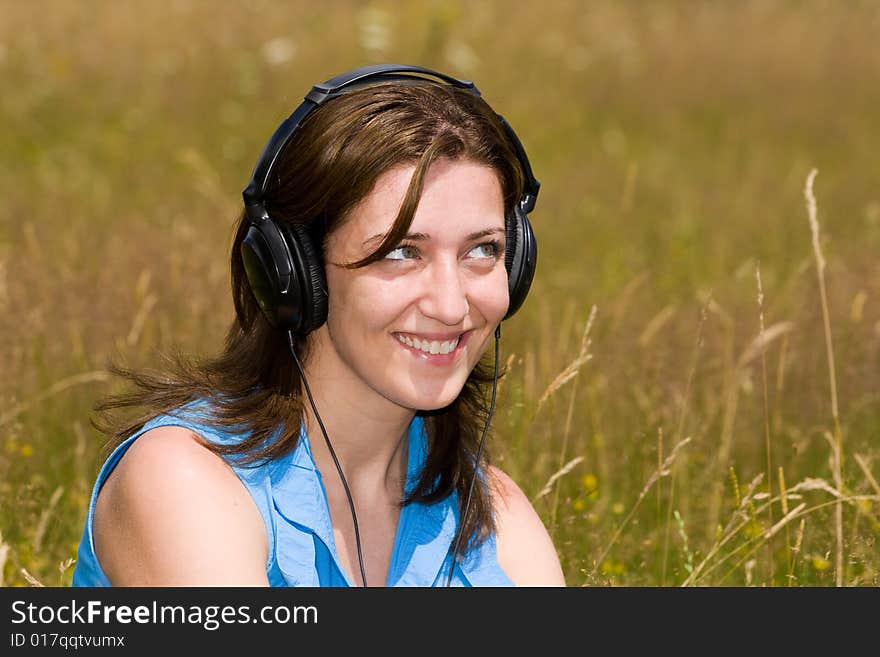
[110,423,240,490]
[487,465,567,586]
[93,424,269,585]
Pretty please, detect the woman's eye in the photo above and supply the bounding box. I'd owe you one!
[467,241,501,259]
[384,244,420,260]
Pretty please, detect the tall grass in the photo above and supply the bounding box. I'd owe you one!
[2,0,879,586]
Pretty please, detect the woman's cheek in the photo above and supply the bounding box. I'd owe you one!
[474,270,510,321]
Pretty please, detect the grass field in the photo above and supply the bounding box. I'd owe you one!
[1,0,878,587]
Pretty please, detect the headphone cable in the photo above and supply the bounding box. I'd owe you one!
[444,323,501,587]
[287,330,369,588]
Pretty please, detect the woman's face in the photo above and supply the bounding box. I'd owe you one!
[313,157,509,414]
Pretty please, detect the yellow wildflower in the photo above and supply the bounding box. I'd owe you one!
[811,556,831,571]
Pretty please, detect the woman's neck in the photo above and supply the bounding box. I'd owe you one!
[300,337,415,495]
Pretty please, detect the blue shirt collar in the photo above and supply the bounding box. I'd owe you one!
[267,415,459,586]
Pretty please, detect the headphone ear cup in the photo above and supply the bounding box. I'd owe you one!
[241,221,290,330]
[504,206,537,320]
[282,222,328,334]
[241,217,328,334]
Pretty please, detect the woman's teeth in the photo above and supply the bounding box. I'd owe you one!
[396,334,460,355]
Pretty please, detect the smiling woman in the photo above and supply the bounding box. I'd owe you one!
[70,64,565,588]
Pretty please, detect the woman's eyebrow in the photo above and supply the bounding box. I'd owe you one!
[363,231,429,247]
[362,227,504,247]
[467,227,506,240]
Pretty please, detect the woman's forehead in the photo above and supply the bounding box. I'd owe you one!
[343,158,505,239]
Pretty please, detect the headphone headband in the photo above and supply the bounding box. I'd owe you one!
[242,63,540,216]
[307,63,479,103]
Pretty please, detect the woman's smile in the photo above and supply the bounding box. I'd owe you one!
[392,330,473,364]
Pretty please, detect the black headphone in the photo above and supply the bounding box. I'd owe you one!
[240,63,540,334]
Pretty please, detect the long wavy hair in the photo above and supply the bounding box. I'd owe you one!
[93,78,525,553]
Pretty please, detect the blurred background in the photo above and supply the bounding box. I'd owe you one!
[1,0,878,587]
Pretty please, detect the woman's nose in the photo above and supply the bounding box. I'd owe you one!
[418,259,469,325]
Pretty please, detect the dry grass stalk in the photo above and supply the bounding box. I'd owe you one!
[637,303,676,347]
[58,557,76,585]
[737,321,794,369]
[756,262,774,581]
[21,568,44,587]
[729,466,742,508]
[549,376,582,532]
[621,161,639,212]
[645,437,693,503]
[494,353,517,402]
[706,313,791,536]
[522,307,595,533]
[592,436,693,577]
[716,472,764,546]
[0,370,111,428]
[764,502,807,541]
[805,169,839,421]
[33,486,64,553]
[662,304,707,583]
[778,466,793,580]
[854,453,880,497]
[685,476,828,586]
[778,467,789,515]
[657,427,664,521]
[804,168,844,586]
[535,305,596,414]
[0,254,8,311]
[715,499,809,585]
[774,331,790,432]
[125,292,159,347]
[534,456,585,501]
[0,531,8,587]
[789,518,806,585]
[790,475,843,498]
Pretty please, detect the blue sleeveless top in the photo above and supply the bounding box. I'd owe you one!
[71,402,513,587]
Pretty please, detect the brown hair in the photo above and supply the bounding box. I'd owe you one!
[94,79,525,553]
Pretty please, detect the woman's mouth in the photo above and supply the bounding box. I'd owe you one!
[395,334,459,354]
[393,331,471,363]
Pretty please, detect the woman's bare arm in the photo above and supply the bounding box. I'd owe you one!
[489,466,567,586]
[93,425,270,586]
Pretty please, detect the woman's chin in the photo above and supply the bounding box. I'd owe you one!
[400,383,466,413]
